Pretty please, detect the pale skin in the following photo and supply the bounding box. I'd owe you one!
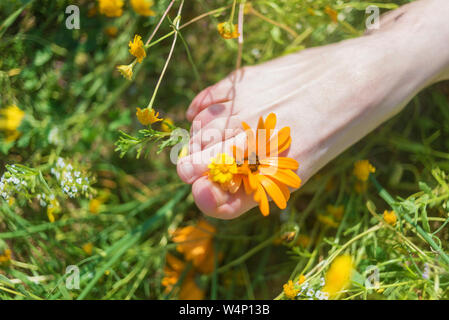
[177,0,449,219]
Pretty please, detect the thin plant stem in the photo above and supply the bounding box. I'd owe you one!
[229,0,237,22]
[236,2,244,70]
[145,0,176,46]
[147,1,184,109]
[249,7,298,38]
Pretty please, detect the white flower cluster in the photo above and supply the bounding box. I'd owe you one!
[0,165,28,201]
[51,158,90,198]
[36,193,56,207]
[297,277,329,300]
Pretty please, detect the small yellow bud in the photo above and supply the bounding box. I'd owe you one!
[217,22,239,39]
[383,210,397,226]
[117,64,134,80]
[136,108,163,126]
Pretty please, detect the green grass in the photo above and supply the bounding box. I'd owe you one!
[1,0,449,300]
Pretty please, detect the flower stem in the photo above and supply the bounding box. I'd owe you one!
[147,1,184,110]
[369,175,449,268]
[229,0,237,22]
[248,6,298,38]
[145,0,176,46]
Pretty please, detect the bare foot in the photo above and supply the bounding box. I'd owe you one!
[177,0,449,219]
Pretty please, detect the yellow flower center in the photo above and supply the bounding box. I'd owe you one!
[208,153,238,184]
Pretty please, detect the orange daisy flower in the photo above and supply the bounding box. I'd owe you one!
[231,113,301,216]
[172,219,216,274]
[161,253,204,300]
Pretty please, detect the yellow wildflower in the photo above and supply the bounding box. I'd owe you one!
[116,63,134,80]
[0,105,25,141]
[129,34,146,63]
[89,198,102,214]
[208,153,238,185]
[353,160,376,182]
[82,243,94,255]
[325,6,338,23]
[283,280,298,299]
[318,214,339,228]
[105,26,118,37]
[161,118,174,132]
[0,249,12,264]
[98,0,124,18]
[47,199,60,223]
[297,274,306,285]
[327,205,344,221]
[8,68,21,77]
[131,0,156,16]
[136,107,163,126]
[383,210,397,226]
[217,22,239,39]
[322,255,353,297]
[172,220,216,274]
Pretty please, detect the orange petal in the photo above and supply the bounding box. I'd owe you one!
[228,175,242,194]
[277,137,292,155]
[264,113,277,133]
[257,117,265,130]
[258,175,287,209]
[256,184,269,216]
[272,178,290,202]
[165,253,186,272]
[242,176,252,195]
[259,157,299,170]
[269,127,291,156]
[248,171,258,190]
[256,116,264,146]
[253,185,261,202]
[259,167,301,189]
[243,125,256,159]
[232,145,245,164]
[242,121,251,131]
